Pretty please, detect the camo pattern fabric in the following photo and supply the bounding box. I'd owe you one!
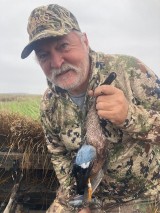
[40,50,160,212]
[21,4,81,59]
[27,4,80,42]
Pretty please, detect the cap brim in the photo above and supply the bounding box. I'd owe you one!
[21,42,35,59]
[21,29,70,59]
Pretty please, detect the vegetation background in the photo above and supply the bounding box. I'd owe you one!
[0,94,41,120]
[0,94,58,212]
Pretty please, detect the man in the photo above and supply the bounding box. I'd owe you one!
[21,4,160,213]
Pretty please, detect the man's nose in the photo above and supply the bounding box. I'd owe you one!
[50,52,64,69]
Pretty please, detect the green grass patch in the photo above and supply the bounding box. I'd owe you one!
[0,94,41,120]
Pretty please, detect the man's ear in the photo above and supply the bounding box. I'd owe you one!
[82,33,89,51]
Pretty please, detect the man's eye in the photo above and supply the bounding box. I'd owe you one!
[37,53,48,61]
[59,43,70,51]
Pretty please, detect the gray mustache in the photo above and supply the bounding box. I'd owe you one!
[51,64,78,76]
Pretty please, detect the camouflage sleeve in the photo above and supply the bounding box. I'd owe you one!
[40,106,74,209]
[45,132,72,190]
[116,56,160,143]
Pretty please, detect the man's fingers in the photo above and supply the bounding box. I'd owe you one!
[88,85,129,125]
[96,102,114,111]
[96,110,125,125]
[88,90,94,96]
[88,85,116,97]
[93,85,116,97]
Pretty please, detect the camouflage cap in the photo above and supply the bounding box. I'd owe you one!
[21,4,81,59]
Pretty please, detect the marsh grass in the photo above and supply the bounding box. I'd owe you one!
[0,94,41,120]
[0,94,48,169]
[146,201,160,213]
[0,111,47,167]
[0,94,59,209]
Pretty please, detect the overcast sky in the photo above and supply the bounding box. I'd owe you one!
[0,0,160,94]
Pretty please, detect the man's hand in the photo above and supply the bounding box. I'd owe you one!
[88,85,129,125]
[78,207,91,213]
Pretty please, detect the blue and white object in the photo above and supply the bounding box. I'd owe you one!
[75,144,97,168]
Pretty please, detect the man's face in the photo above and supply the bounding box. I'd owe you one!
[35,31,90,95]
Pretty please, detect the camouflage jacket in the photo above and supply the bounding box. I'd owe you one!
[40,50,160,211]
